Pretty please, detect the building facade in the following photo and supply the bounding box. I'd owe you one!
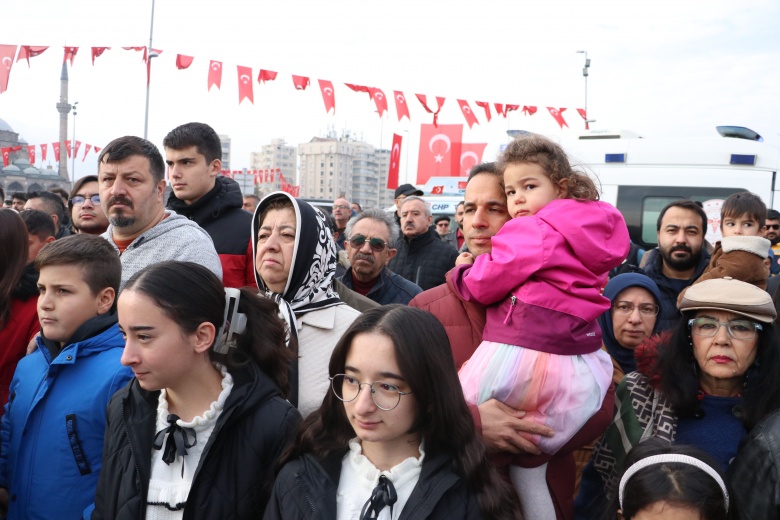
[218,134,232,170]
[1,119,70,196]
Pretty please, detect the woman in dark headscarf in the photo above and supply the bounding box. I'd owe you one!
[597,272,663,384]
[252,192,361,417]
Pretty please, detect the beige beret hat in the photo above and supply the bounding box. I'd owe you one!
[678,277,776,323]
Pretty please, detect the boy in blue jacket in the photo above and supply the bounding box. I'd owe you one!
[0,234,133,519]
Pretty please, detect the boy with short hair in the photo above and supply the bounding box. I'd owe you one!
[679,192,770,302]
[19,209,56,263]
[0,234,133,519]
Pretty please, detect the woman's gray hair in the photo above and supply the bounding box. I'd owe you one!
[344,208,400,245]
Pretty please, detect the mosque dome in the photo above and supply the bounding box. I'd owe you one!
[0,118,13,132]
[2,164,21,174]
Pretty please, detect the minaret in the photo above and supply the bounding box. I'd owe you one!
[55,62,71,181]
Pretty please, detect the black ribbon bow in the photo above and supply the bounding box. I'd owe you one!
[360,475,397,520]
[153,414,197,475]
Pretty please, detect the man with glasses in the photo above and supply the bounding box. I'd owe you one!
[69,175,109,235]
[340,209,422,305]
[331,197,352,249]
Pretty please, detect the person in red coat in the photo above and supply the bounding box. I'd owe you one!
[0,210,40,414]
[410,163,614,520]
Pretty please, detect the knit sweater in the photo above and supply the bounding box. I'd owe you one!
[102,210,223,290]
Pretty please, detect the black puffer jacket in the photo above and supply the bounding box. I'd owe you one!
[92,362,301,520]
[387,227,459,291]
[729,408,780,519]
[263,450,482,519]
[167,176,255,288]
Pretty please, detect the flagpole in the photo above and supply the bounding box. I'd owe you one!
[143,0,156,139]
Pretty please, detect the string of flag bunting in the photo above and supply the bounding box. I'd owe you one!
[1,140,101,168]
[0,44,589,129]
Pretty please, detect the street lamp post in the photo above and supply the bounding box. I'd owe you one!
[143,0,157,139]
[71,101,78,183]
[576,50,595,129]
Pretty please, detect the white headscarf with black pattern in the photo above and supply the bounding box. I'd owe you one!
[252,192,343,341]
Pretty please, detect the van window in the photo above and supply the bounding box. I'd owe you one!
[641,197,680,245]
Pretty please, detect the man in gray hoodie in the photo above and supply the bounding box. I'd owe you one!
[97,135,222,290]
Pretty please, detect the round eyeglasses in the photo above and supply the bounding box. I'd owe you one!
[688,317,762,340]
[612,301,659,317]
[330,374,412,411]
[348,234,389,253]
[70,194,101,206]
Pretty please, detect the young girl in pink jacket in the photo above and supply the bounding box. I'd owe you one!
[452,134,630,519]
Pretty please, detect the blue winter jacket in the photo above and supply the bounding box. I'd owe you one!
[0,316,132,520]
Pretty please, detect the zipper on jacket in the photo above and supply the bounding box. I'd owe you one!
[295,474,319,519]
[503,295,517,325]
[122,396,148,519]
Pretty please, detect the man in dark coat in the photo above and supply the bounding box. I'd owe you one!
[164,122,256,289]
[388,196,458,291]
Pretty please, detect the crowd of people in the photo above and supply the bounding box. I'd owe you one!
[0,123,779,519]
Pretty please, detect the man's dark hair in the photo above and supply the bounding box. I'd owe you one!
[0,186,4,202]
[20,209,55,239]
[656,199,708,236]
[162,122,222,164]
[467,162,500,181]
[11,191,28,203]
[721,191,766,228]
[35,234,121,296]
[27,191,66,230]
[767,209,780,221]
[456,200,465,209]
[48,186,69,202]
[98,136,166,183]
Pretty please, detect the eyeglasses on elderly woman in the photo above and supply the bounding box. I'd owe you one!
[612,301,659,316]
[329,374,412,411]
[688,317,762,340]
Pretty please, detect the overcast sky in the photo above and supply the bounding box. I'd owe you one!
[2,0,779,185]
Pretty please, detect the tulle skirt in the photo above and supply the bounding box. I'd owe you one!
[459,341,613,455]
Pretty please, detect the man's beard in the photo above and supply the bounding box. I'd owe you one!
[660,243,702,272]
[770,234,780,246]
[109,215,136,228]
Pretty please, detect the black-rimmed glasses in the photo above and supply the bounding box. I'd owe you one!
[330,374,412,410]
[688,317,762,340]
[70,194,101,206]
[348,234,389,252]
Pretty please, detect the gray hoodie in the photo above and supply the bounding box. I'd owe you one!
[102,210,223,290]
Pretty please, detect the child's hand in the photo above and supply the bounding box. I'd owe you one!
[456,252,475,266]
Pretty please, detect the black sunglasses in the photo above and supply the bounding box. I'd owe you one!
[348,234,388,252]
[765,224,780,230]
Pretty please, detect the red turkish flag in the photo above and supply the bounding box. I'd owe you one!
[368,88,388,117]
[430,186,444,195]
[393,91,410,122]
[522,106,538,116]
[52,142,61,162]
[494,103,505,117]
[457,100,479,129]
[63,47,78,65]
[547,107,568,128]
[270,170,276,183]
[416,95,446,127]
[505,104,520,115]
[258,70,277,83]
[207,60,222,91]
[93,146,101,155]
[387,133,403,190]
[318,79,336,114]
[237,66,254,104]
[40,143,47,162]
[91,47,110,65]
[577,108,590,129]
[82,144,92,161]
[176,54,194,70]
[459,143,488,176]
[475,101,491,122]
[17,46,48,67]
[0,45,16,94]
[458,181,467,190]
[28,145,35,164]
[417,123,463,184]
[65,140,72,158]
[9,146,21,153]
[74,141,82,158]
[1,148,10,167]
[292,75,309,90]
[345,84,370,93]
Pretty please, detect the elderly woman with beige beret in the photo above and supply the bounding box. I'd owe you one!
[575,277,780,518]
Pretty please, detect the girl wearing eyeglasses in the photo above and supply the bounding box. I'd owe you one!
[576,277,780,518]
[264,305,519,519]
